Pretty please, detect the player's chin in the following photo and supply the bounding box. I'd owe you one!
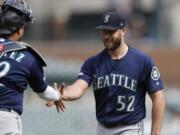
[104,42,113,49]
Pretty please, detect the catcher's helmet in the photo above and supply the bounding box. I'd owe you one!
[0,0,34,35]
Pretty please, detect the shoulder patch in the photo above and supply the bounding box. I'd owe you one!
[151,67,160,81]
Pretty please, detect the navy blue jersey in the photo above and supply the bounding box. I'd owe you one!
[78,46,163,125]
[0,38,48,114]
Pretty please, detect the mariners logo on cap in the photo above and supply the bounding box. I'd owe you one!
[120,22,124,27]
[151,67,160,80]
[104,15,110,23]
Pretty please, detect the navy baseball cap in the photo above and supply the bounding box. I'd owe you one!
[96,12,127,30]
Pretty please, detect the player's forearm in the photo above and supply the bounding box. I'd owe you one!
[151,104,164,135]
[62,79,88,101]
[150,92,165,135]
[62,85,84,101]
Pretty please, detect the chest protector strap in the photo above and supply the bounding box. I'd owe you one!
[0,41,47,66]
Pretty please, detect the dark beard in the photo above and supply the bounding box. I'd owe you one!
[108,37,121,51]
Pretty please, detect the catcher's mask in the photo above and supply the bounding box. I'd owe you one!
[0,0,34,35]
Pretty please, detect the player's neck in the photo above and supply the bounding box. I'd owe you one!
[8,34,20,42]
[108,42,128,60]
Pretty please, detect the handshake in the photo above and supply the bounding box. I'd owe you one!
[46,82,66,112]
[45,79,88,112]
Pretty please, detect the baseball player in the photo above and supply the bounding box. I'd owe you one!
[0,0,62,134]
[52,12,165,135]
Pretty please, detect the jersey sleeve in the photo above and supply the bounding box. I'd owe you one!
[144,57,164,93]
[28,60,48,93]
[78,58,93,86]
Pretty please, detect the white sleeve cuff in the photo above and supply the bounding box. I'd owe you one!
[37,85,60,101]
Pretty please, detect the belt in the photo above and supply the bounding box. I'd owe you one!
[0,108,20,115]
[102,123,123,128]
[101,121,142,128]
[0,108,12,112]
[101,122,136,128]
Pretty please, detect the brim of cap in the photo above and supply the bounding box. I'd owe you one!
[96,25,119,30]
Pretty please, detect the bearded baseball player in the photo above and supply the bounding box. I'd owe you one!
[0,0,62,134]
[51,11,165,135]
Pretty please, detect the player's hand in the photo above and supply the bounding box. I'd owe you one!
[45,82,60,107]
[46,100,54,107]
[46,82,66,112]
[54,82,66,112]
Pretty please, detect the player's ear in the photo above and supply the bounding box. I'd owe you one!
[17,27,24,36]
[16,28,20,35]
[16,29,20,35]
[122,28,127,32]
[120,28,127,36]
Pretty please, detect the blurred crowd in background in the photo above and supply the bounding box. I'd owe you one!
[6,0,180,46]
[1,0,180,134]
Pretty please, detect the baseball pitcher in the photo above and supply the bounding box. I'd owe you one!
[50,12,165,135]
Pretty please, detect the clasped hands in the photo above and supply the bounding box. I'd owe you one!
[46,82,66,112]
